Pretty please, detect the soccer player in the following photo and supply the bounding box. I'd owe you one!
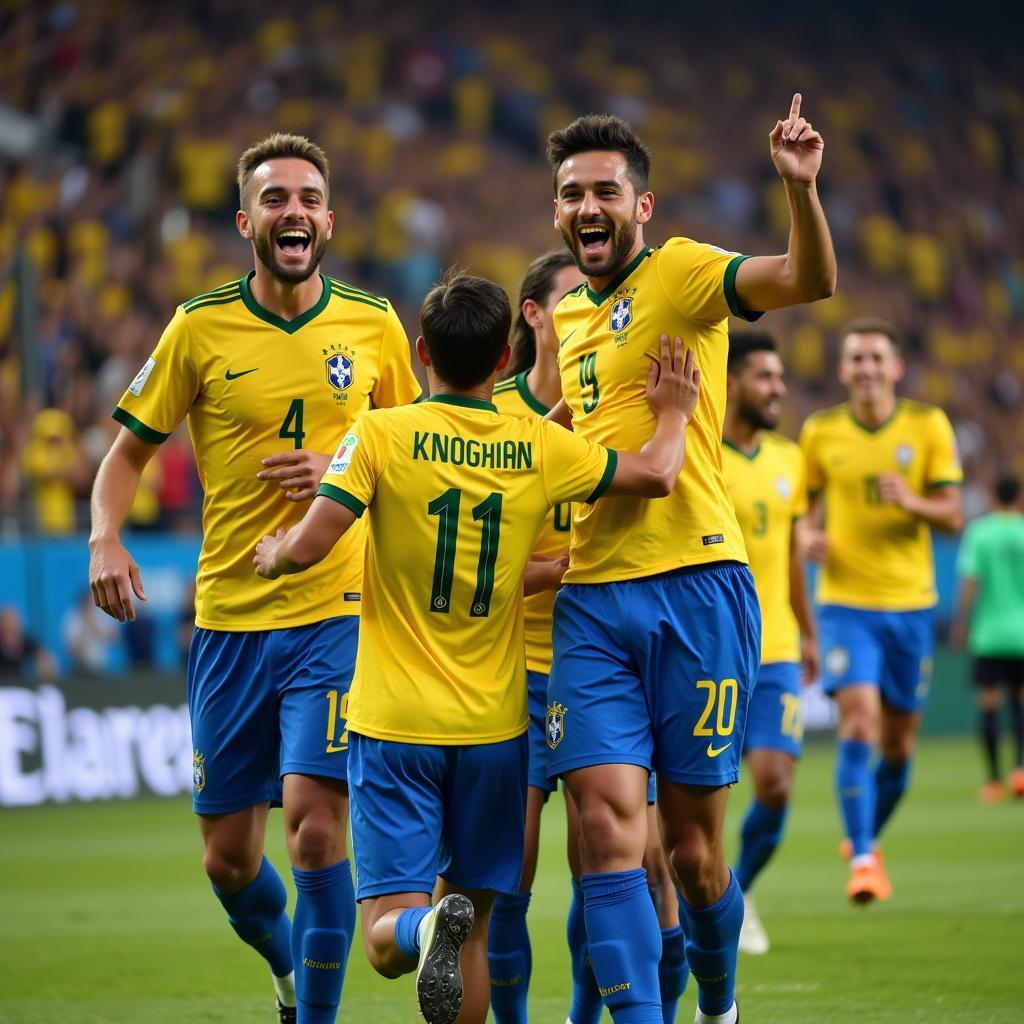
[88,134,421,1024]
[953,473,1024,802]
[252,271,701,1024]
[544,94,836,1024]
[721,332,818,954]
[486,252,689,1024]
[800,318,963,903]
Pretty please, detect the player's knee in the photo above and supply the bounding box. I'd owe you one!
[578,801,642,865]
[202,845,259,893]
[290,815,338,868]
[667,834,716,896]
[839,712,877,745]
[755,772,792,810]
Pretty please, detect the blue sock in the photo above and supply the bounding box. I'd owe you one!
[836,739,876,857]
[658,925,688,1024]
[291,861,355,1024]
[212,855,293,979]
[488,891,532,1024]
[581,869,662,1024]
[873,757,910,839]
[567,879,603,1024]
[394,905,432,960]
[734,798,788,892]
[678,872,743,1018]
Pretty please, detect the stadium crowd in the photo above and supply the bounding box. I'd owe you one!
[1,0,1021,536]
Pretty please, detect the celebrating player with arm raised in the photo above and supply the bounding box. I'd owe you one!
[544,93,835,1024]
[89,134,421,1024]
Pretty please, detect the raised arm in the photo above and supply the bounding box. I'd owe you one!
[253,495,357,579]
[605,335,700,497]
[733,93,837,312]
[89,428,159,622]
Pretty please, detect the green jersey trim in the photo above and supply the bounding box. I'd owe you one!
[585,246,652,306]
[928,479,963,489]
[112,406,170,445]
[723,255,763,322]
[846,401,899,435]
[722,436,761,461]
[183,279,244,311]
[328,276,387,308]
[586,449,618,503]
[240,272,331,334]
[425,394,498,413]
[317,483,366,516]
[183,290,243,314]
[515,370,551,415]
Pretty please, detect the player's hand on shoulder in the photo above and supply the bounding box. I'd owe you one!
[769,92,824,184]
[88,537,146,623]
[524,553,570,596]
[646,335,700,423]
[254,527,288,580]
[257,450,332,502]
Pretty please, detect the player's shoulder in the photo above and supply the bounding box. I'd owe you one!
[181,278,245,316]
[897,397,948,422]
[554,280,588,312]
[762,430,802,461]
[326,276,391,317]
[801,402,848,434]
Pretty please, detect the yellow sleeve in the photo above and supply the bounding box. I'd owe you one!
[539,421,616,505]
[792,447,809,518]
[316,414,387,515]
[655,238,759,324]
[799,418,824,496]
[924,408,963,488]
[113,307,199,443]
[371,303,422,408]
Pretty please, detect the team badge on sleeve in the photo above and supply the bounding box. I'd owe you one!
[610,298,633,333]
[127,357,157,396]
[329,433,359,474]
[326,353,354,392]
[546,701,568,749]
[192,750,206,793]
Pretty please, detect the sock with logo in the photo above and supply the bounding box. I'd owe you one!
[567,879,603,1024]
[658,924,688,1024]
[487,891,532,1024]
[291,860,355,1024]
[212,855,293,982]
[678,871,743,1018]
[872,757,911,838]
[734,798,788,891]
[836,738,875,857]
[581,869,662,1024]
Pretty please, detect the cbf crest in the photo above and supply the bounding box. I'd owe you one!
[775,475,792,499]
[546,701,568,749]
[192,750,206,793]
[610,298,633,333]
[896,444,913,468]
[326,353,354,392]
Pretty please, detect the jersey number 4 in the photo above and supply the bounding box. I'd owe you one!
[279,398,306,448]
[428,488,503,618]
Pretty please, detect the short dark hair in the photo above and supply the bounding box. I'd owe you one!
[995,473,1021,506]
[728,332,778,373]
[236,132,330,209]
[505,250,578,379]
[420,270,512,390]
[840,317,901,355]
[546,114,651,194]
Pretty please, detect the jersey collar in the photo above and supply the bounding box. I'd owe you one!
[847,399,899,434]
[240,271,331,334]
[515,370,551,415]
[722,436,761,460]
[425,394,498,413]
[585,246,652,306]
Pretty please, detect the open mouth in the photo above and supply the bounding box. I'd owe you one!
[276,228,312,257]
[577,222,611,256]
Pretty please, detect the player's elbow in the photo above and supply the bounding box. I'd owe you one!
[641,466,676,498]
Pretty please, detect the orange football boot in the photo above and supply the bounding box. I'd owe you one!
[846,856,893,904]
[979,780,1007,804]
[1010,768,1024,799]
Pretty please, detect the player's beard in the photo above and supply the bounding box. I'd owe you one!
[253,229,328,285]
[562,217,637,280]
[738,393,780,432]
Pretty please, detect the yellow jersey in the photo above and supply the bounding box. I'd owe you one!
[114,272,420,631]
[555,239,757,583]
[492,370,570,674]
[317,395,615,745]
[799,400,962,611]
[722,433,807,664]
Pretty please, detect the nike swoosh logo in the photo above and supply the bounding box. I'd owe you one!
[225,367,259,380]
[706,741,732,758]
[559,328,578,348]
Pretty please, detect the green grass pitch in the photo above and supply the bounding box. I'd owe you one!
[2,736,1022,1023]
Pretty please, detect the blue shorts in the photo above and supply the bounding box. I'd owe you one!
[742,662,803,758]
[547,562,760,788]
[819,605,935,713]
[348,732,528,900]
[187,616,358,814]
[527,671,558,793]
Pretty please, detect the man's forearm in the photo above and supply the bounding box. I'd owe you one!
[904,490,963,533]
[89,449,142,544]
[783,180,837,302]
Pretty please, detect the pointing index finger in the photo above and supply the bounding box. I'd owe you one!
[789,92,802,122]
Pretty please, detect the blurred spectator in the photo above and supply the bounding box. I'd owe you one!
[61,589,119,675]
[21,409,88,534]
[0,605,58,683]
